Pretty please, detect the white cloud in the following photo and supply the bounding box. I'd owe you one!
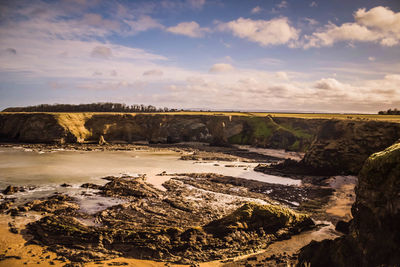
[218,17,299,46]
[314,78,346,90]
[124,16,164,35]
[276,1,288,9]
[257,57,284,66]
[275,71,289,80]
[251,6,262,14]
[209,63,234,73]
[161,71,400,113]
[143,69,164,76]
[303,6,400,48]
[167,21,209,38]
[1,1,400,113]
[304,18,318,26]
[91,46,112,59]
[82,13,121,32]
[355,6,400,33]
[304,22,377,48]
[368,56,376,61]
[186,0,206,9]
[310,2,317,7]
[220,39,231,48]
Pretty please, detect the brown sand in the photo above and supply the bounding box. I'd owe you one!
[0,213,223,267]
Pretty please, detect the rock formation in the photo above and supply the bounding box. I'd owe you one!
[298,142,400,267]
[1,112,400,175]
[301,120,400,174]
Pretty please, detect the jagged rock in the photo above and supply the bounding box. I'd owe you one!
[204,203,314,237]
[80,183,101,189]
[0,200,13,212]
[298,142,400,267]
[23,194,79,214]
[27,176,314,263]
[3,185,24,195]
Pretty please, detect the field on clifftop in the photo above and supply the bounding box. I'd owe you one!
[2,111,400,123]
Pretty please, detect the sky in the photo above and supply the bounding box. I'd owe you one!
[0,0,400,113]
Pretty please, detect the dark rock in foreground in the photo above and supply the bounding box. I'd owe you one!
[26,176,314,263]
[298,142,400,267]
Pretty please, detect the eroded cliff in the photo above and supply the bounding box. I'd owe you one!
[298,142,400,267]
[301,120,400,174]
[0,113,317,151]
[1,112,400,175]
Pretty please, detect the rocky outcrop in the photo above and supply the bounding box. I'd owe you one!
[301,120,400,174]
[256,119,400,176]
[25,175,314,264]
[298,142,400,267]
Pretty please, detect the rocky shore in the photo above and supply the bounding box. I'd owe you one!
[1,126,398,266]
[0,173,320,265]
[0,142,355,266]
[298,142,400,267]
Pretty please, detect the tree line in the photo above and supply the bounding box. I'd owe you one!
[2,103,182,113]
[378,108,400,115]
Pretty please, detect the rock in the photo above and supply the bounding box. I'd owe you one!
[301,120,400,175]
[0,201,13,212]
[24,194,79,214]
[100,176,161,199]
[27,176,315,264]
[205,203,314,237]
[99,135,107,145]
[80,183,101,189]
[0,254,22,261]
[335,220,350,234]
[298,142,400,266]
[60,183,71,187]
[8,222,18,234]
[0,113,318,150]
[3,185,23,195]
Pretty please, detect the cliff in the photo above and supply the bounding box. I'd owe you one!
[1,112,400,175]
[298,142,400,267]
[0,113,318,151]
[301,119,400,174]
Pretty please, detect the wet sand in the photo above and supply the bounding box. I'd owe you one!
[0,213,62,267]
[325,176,357,220]
[0,144,356,266]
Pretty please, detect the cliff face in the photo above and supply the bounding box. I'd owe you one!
[1,112,400,175]
[0,113,77,143]
[0,113,317,151]
[298,142,400,267]
[301,120,400,174]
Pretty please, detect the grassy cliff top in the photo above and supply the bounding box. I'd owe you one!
[1,111,400,123]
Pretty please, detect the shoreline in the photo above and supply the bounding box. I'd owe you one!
[0,143,356,266]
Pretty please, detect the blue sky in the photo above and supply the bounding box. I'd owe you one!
[0,0,399,112]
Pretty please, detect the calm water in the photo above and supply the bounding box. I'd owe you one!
[0,146,301,190]
[0,146,301,212]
